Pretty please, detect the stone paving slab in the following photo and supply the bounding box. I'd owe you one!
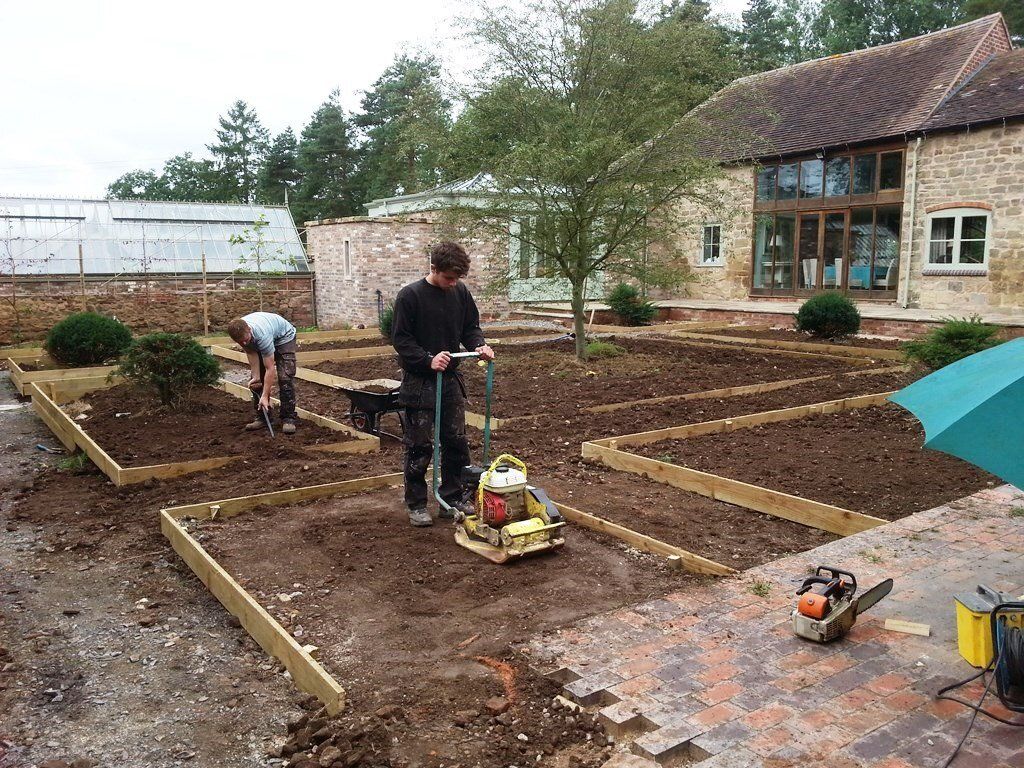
[539,485,1024,767]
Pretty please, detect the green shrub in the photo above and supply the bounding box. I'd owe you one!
[585,340,626,359]
[607,283,656,326]
[902,316,1002,370]
[116,333,221,407]
[379,302,395,339]
[45,312,132,366]
[794,293,861,338]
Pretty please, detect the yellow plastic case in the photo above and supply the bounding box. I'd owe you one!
[954,585,1024,668]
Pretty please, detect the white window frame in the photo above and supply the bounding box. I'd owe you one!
[698,223,723,267]
[922,208,991,275]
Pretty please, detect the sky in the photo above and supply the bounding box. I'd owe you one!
[0,0,748,198]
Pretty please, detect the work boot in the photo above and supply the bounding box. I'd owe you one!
[282,420,296,435]
[441,499,474,520]
[408,507,432,527]
[244,418,263,431]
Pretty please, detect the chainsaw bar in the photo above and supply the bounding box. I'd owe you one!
[854,578,893,615]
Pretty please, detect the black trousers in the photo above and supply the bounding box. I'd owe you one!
[255,340,298,422]
[402,383,469,510]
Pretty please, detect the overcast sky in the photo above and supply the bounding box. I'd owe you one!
[0,0,748,198]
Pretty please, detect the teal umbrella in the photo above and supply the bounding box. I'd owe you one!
[889,338,1023,490]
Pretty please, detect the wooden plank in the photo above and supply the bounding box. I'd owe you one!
[664,337,875,365]
[160,511,345,714]
[118,456,238,484]
[582,442,884,536]
[197,328,381,347]
[8,361,118,396]
[884,619,931,637]
[553,502,734,576]
[44,375,124,405]
[1,347,49,362]
[296,346,392,364]
[30,383,124,483]
[583,321,740,334]
[671,331,905,361]
[590,392,895,448]
[163,472,403,520]
[29,384,79,451]
[210,345,249,364]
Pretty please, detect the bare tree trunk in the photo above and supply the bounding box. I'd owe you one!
[570,279,587,361]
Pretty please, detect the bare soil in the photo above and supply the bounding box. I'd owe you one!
[706,327,906,349]
[632,403,997,519]
[197,488,686,767]
[75,385,351,465]
[311,338,863,417]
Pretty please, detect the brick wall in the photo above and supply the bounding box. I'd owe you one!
[904,122,1024,312]
[0,275,314,346]
[307,215,510,328]
[953,21,1012,93]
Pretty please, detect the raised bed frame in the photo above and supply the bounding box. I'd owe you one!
[31,379,379,486]
[582,392,896,537]
[7,358,118,396]
[159,474,732,713]
[669,330,905,361]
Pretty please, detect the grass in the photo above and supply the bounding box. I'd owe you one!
[1009,507,1024,518]
[749,578,772,598]
[655,453,675,463]
[859,549,884,564]
[56,453,90,473]
[584,340,626,359]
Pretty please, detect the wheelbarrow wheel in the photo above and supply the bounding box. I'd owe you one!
[350,411,371,433]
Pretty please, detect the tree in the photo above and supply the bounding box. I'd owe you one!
[292,91,363,225]
[106,169,169,200]
[810,0,965,54]
[741,0,813,72]
[229,214,294,310]
[963,0,1023,44]
[355,54,452,201]
[160,153,223,201]
[446,0,744,360]
[257,128,301,205]
[208,100,269,203]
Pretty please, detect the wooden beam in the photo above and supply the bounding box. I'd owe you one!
[1,347,50,363]
[553,502,734,576]
[197,328,380,347]
[296,346,392,364]
[656,337,873,365]
[163,472,403,520]
[581,442,884,536]
[670,331,905,361]
[160,511,346,714]
[6,359,117,396]
[884,619,930,637]
[30,383,125,483]
[589,392,895,449]
[118,456,238,485]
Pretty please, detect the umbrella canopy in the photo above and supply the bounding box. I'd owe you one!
[889,338,1024,490]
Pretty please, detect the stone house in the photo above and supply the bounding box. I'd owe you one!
[674,12,1023,316]
[307,13,1023,330]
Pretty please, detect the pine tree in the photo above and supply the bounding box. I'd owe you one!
[810,0,965,55]
[741,0,813,72]
[292,91,362,225]
[208,100,269,203]
[257,128,301,205]
[355,54,452,201]
[963,0,1023,43]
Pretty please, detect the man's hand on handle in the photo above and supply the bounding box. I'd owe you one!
[249,377,263,391]
[259,392,272,411]
[475,345,495,361]
[431,351,452,372]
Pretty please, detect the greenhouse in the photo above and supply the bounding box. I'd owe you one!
[0,196,309,276]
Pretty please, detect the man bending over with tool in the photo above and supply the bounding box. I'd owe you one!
[226,311,299,435]
[392,241,495,527]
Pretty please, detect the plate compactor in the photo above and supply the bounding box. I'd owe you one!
[792,566,893,643]
[432,352,566,564]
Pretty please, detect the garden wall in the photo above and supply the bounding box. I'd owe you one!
[0,274,315,345]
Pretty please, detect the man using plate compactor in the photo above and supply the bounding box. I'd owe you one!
[392,241,495,527]
[226,311,299,435]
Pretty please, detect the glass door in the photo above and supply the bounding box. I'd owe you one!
[797,214,820,291]
[822,212,846,290]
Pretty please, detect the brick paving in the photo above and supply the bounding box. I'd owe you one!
[535,485,1024,767]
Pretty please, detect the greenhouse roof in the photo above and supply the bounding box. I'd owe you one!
[0,196,309,275]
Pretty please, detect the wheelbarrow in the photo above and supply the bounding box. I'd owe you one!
[338,378,405,440]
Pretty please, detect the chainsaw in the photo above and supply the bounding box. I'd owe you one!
[792,566,893,643]
[432,352,566,564]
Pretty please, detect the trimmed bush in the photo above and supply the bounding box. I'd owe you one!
[607,283,656,326]
[585,340,626,359]
[116,333,222,407]
[379,302,395,339]
[45,312,132,367]
[794,293,861,338]
[902,316,1002,370]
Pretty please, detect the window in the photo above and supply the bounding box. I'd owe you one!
[756,167,776,201]
[777,163,798,200]
[853,155,876,195]
[825,157,850,197]
[701,224,722,265]
[925,208,991,271]
[879,151,903,190]
[343,239,352,278]
[799,159,823,199]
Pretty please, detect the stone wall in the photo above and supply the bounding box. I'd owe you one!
[660,165,754,301]
[905,122,1024,312]
[0,275,314,346]
[307,215,510,328]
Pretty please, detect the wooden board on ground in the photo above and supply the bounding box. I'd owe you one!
[655,336,874,365]
[670,331,905,361]
[7,358,118,396]
[196,328,381,347]
[582,320,739,335]
[30,378,378,486]
[582,393,893,537]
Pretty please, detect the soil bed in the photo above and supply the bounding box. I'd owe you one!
[705,327,905,350]
[632,403,996,519]
[16,360,109,372]
[197,488,688,766]
[297,337,389,351]
[311,337,863,417]
[73,385,352,464]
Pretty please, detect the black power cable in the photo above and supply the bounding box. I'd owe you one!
[937,622,1024,768]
